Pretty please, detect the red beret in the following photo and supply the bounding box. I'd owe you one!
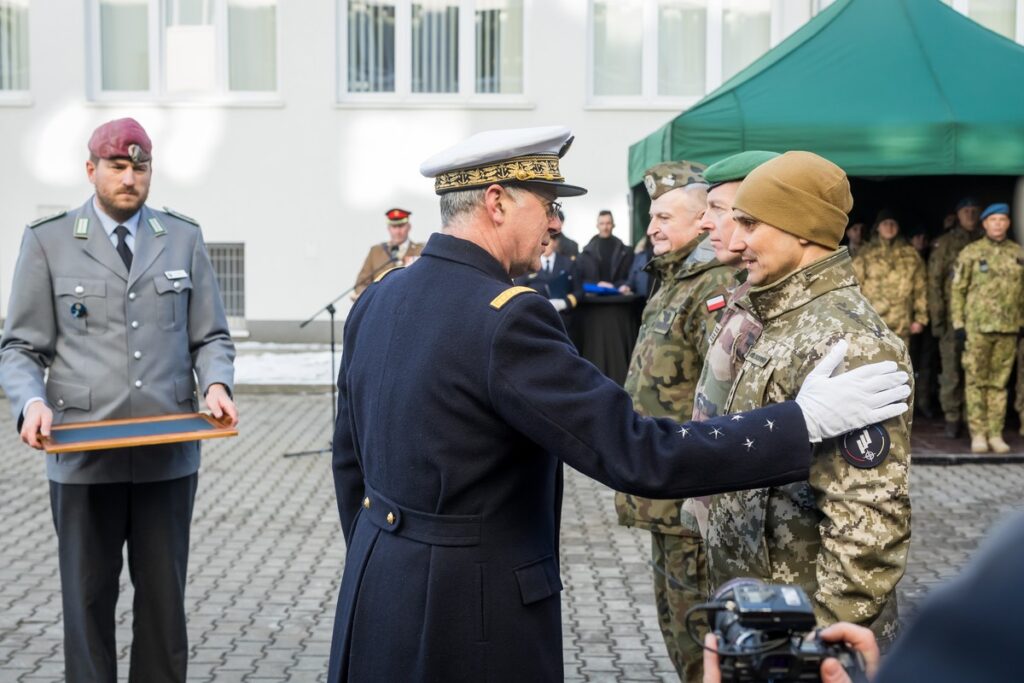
[88,118,152,163]
[386,208,411,225]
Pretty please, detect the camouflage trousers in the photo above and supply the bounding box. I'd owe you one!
[963,332,1016,437]
[938,326,965,422]
[651,532,709,683]
[1016,339,1024,419]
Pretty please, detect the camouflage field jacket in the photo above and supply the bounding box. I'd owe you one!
[703,248,912,647]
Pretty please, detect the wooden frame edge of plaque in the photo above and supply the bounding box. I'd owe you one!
[41,412,238,454]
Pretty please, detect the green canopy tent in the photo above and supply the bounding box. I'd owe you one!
[628,0,1024,242]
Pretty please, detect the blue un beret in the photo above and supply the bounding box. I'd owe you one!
[981,203,1010,220]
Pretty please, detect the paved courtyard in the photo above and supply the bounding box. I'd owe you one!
[2,393,1023,681]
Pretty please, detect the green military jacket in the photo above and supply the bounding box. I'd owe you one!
[951,236,1024,334]
[614,235,735,535]
[927,227,979,334]
[704,249,912,647]
[852,238,928,340]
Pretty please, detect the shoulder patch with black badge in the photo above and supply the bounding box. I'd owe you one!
[840,424,891,469]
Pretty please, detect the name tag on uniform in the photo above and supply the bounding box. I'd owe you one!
[746,350,771,368]
[979,260,989,273]
[165,270,189,280]
[652,310,676,335]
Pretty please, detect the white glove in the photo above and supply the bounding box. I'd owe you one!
[550,298,568,312]
[795,340,911,443]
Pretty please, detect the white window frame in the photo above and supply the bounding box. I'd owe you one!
[0,0,32,106]
[951,0,1024,43]
[586,0,812,110]
[336,0,533,109]
[85,0,281,104]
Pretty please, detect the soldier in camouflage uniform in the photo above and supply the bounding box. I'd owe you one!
[950,203,1023,454]
[612,160,735,682]
[927,197,981,437]
[852,210,928,346]
[703,152,912,651]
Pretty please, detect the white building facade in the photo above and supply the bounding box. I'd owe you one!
[0,0,1019,338]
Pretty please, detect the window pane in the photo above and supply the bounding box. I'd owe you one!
[165,0,213,25]
[475,0,522,94]
[412,0,458,93]
[165,0,216,92]
[658,0,705,97]
[722,0,769,81]
[228,0,277,92]
[0,0,29,91]
[970,0,1016,40]
[348,0,396,93]
[593,0,642,96]
[100,0,150,91]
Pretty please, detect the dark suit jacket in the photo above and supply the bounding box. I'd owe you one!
[513,253,582,325]
[578,235,634,288]
[328,233,811,682]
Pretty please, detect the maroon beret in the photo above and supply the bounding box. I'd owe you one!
[88,118,152,163]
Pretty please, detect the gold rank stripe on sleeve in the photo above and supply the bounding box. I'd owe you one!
[373,265,404,283]
[490,286,537,310]
[567,293,578,308]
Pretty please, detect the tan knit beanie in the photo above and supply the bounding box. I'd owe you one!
[732,151,852,249]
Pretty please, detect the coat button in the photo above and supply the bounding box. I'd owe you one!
[173,281,181,289]
[134,351,142,359]
[134,380,142,388]
[128,292,136,300]
[386,512,395,525]
[131,320,139,329]
[363,497,370,509]
[74,285,84,295]
[56,398,65,407]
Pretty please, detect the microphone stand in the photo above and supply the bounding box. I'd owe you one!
[282,255,399,458]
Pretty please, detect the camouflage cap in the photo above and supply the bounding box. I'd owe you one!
[704,151,779,188]
[643,160,707,200]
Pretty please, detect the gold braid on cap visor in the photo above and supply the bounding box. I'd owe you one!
[434,155,564,193]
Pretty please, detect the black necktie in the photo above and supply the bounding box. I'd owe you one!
[114,225,133,270]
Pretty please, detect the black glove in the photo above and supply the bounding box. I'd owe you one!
[954,328,967,343]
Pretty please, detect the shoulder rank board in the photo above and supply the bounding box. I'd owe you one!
[163,206,199,226]
[490,286,536,310]
[28,210,67,229]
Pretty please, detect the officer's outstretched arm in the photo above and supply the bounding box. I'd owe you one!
[795,340,910,443]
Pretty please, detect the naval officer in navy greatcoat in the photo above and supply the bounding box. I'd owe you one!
[327,126,911,682]
[0,118,237,683]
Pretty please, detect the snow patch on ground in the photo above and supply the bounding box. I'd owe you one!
[234,342,340,385]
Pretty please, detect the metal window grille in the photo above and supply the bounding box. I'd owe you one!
[348,0,396,92]
[207,242,245,324]
[0,1,29,91]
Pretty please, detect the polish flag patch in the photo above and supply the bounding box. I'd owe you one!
[705,295,726,312]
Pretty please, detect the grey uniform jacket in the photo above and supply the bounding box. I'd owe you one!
[0,199,235,484]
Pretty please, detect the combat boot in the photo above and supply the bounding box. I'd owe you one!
[970,434,989,453]
[944,420,961,439]
[989,435,1011,454]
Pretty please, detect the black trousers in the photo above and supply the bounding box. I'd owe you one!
[49,474,198,683]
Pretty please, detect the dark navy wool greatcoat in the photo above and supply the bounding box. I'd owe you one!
[328,233,811,682]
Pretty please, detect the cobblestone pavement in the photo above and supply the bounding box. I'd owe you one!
[1,394,1023,682]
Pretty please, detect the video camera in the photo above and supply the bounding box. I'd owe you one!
[686,579,868,683]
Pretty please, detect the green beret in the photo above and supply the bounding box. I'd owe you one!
[704,151,780,187]
[643,160,707,200]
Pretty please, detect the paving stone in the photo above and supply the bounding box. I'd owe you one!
[1,394,1023,681]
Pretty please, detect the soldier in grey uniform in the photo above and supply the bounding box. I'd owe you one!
[0,118,237,683]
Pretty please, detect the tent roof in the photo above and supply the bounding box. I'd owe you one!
[628,0,1024,186]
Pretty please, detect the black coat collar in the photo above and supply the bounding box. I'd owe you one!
[422,233,512,283]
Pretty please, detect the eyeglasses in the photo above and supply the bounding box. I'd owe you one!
[543,199,562,220]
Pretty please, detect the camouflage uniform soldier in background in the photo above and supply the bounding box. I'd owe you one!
[853,209,928,346]
[704,152,912,650]
[612,161,734,682]
[950,203,1023,454]
[927,197,981,437]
